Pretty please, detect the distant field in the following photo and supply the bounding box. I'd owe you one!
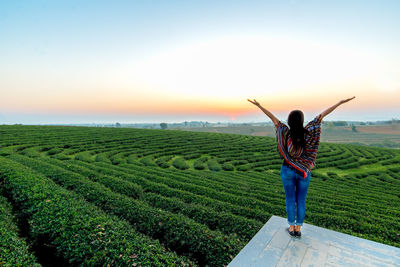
[177,124,400,148]
[0,125,399,266]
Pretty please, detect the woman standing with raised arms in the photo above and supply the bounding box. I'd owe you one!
[248,96,355,238]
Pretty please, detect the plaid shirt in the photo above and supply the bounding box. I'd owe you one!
[276,114,322,178]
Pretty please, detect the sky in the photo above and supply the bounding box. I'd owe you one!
[1,0,400,124]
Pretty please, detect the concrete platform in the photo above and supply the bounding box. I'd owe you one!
[228,215,400,267]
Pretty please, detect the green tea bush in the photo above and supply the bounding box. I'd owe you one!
[193,157,208,170]
[52,153,71,160]
[326,172,338,178]
[337,162,360,170]
[193,159,206,170]
[222,162,234,171]
[388,166,400,173]
[207,159,222,171]
[0,195,40,266]
[41,157,266,240]
[38,146,51,152]
[237,164,252,171]
[74,152,94,162]
[126,155,138,164]
[172,157,190,170]
[140,155,158,166]
[95,153,111,163]
[183,153,201,160]
[156,155,173,168]
[110,154,126,165]
[0,157,192,266]
[46,147,63,155]
[20,147,41,158]
[0,146,16,156]
[232,160,248,166]
[1,125,400,255]
[75,160,273,222]
[381,156,400,166]
[11,155,243,266]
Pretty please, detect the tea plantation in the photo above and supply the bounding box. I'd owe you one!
[0,125,399,266]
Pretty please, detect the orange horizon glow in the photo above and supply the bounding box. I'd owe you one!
[2,87,399,117]
[2,34,399,120]
[1,2,400,124]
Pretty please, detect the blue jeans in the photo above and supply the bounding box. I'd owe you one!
[280,163,311,226]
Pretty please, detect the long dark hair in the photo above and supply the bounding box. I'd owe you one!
[288,110,307,149]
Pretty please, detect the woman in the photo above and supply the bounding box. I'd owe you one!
[248,96,355,238]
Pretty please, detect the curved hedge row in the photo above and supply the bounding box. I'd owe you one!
[65,160,274,222]
[36,157,262,240]
[0,194,40,266]
[173,157,190,170]
[0,157,193,266]
[1,124,399,263]
[10,154,244,266]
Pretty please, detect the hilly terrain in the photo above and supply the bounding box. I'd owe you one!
[0,125,399,266]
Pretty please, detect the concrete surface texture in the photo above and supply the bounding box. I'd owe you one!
[228,215,400,267]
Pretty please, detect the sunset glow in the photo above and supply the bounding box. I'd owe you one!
[1,1,399,123]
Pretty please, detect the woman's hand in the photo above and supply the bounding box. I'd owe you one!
[247,99,260,106]
[247,98,279,127]
[339,96,356,104]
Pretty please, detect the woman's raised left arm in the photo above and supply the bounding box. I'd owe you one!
[319,96,355,120]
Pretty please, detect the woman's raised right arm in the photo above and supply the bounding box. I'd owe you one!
[247,99,280,127]
[319,96,355,120]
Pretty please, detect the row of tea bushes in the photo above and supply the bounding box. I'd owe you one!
[0,157,194,266]
[0,194,40,266]
[10,154,244,266]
